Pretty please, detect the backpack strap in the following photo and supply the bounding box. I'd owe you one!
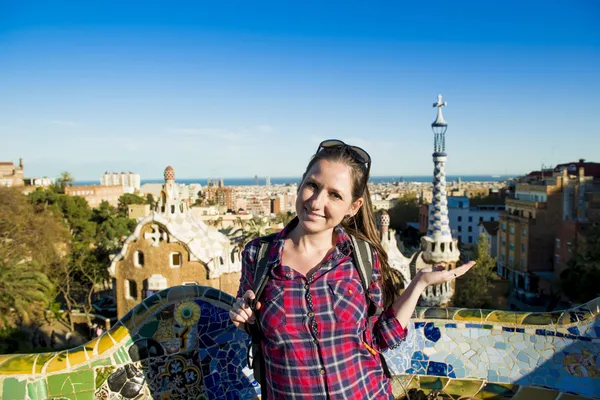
[252,233,278,302]
[349,235,383,318]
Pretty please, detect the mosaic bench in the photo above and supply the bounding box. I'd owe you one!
[0,285,598,399]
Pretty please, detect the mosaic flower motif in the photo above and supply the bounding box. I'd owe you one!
[175,301,202,327]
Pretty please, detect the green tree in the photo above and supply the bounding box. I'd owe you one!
[388,194,420,230]
[274,211,296,226]
[243,217,272,243]
[0,188,69,328]
[145,193,156,208]
[453,233,497,309]
[55,171,74,193]
[117,193,146,217]
[560,223,600,303]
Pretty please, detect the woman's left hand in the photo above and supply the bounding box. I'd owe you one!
[417,261,476,287]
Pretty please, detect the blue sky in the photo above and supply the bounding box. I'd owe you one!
[1,1,599,180]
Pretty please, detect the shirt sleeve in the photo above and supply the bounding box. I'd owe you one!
[370,248,409,351]
[236,238,260,299]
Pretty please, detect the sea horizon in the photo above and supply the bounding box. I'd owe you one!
[72,175,515,187]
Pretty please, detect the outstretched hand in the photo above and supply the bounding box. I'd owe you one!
[417,261,476,287]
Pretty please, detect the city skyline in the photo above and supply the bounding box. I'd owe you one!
[1,1,599,180]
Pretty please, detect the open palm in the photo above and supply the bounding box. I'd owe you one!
[418,261,476,286]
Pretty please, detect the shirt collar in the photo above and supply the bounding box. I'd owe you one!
[268,217,354,275]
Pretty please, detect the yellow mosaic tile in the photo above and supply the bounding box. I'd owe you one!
[45,351,68,374]
[108,324,131,344]
[453,309,483,322]
[511,386,559,400]
[33,353,55,374]
[485,310,524,324]
[584,297,600,315]
[443,378,484,398]
[84,337,100,357]
[0,354,37,375]
[418,376,449,391]
[67,346,89,368]
[391,374,419,397]
[423,307,453,320]
[97,332,116,356]
[558,312,575,327]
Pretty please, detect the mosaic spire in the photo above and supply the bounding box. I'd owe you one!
[421,95,460,264]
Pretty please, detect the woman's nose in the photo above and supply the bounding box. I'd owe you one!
[308,189,326,210]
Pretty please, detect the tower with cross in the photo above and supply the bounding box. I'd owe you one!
[421,94,460,266]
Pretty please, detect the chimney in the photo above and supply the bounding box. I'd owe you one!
[19,158,23,168]
[579,158,586,163]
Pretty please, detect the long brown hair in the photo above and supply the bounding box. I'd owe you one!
[301,146,402,308]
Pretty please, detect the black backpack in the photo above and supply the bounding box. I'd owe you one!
[246,233,392,398]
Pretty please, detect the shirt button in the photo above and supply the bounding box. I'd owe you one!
[320,369,325,375]
[307,312,314,317]
[286,273,292,279]
[348,289,353,295]
[313,339,318,344]
[305,284,309,290]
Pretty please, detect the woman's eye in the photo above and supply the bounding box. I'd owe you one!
[306,182,317,189]
[331,192,342,200]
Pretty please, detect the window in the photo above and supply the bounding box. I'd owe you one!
[501,254,505,262]
[468,216,473,222]
[126,280,138,300]
[457,235,462,243]
[501,223,506,231]
[490,217,495,222]
[458,226,462,232]
[521,258,526,267]
[479,216,484,222]
[458,202,464,208]
[567,242,572,253]
[555,254,560,265]
[458,216,462,222]
[134,251,144,267]
[556,239,560,249]
[509,242,515,251]
[509,225,515,234]
[468,226,472,232]
[170,252,182,267]
[521,244,526,253]
[502,240,506,247]
[468,236,473,243]
[509,256,514,265]
[522,228,527,237]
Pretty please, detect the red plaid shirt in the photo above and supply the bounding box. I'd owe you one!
[238,220,408,399]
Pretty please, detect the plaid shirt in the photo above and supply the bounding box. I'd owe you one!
[238,219,408,399]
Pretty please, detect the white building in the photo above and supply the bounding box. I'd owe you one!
[101,171,141,193]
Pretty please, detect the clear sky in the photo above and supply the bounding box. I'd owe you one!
[1,1,599,180]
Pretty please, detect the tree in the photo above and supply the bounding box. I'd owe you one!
[55,171,74,193]
[560,223,600,304]
[145,193,156,208]
[0,188,69,328]
[388,194,420,230]
[243,217,272,243]
[117,193,146,217]
[453,233,496,309]
[274,211,296,226]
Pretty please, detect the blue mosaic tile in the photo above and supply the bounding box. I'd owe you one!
[413,351,427,361]
[445,323,457,328]
[502,327,515,332]
[427,361,448,376]
[516,328,525,333]
[494,341,506,350]
[579,336,592,342]
[415,322,426,329]
[568,327,580,335]
[466,323,482,328]
[424,323,441,342]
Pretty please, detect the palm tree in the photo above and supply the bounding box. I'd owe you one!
[243,217,271,244]
[56,171,74,193]
[0,258,54,328]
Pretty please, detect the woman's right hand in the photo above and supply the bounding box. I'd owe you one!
[229,290,262,331]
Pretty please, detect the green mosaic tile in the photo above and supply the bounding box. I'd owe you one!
[95,366,115,388]
[454,309,483,322]
[476,382,519,399]
[26,379,48,400]
[2,377,26,400]
[521,313,560,326]
[418,376,448,390]
[0,354,37,375]
[33,352,55,374]
[443,379,485,398]
[90,358,113,368]
[47,370,95,399]
[139,320,160,338]
[423,308,453,320]
[112,345,130,365]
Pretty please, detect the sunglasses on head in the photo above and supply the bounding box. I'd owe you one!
[316,139,371,193]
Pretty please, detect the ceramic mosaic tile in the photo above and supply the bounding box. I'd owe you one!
[0,287,598,399]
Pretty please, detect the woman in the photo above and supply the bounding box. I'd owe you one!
[230,139,474,399]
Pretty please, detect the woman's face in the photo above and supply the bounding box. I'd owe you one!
[296,159,363,234]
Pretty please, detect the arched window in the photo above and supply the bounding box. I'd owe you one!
[126,280,138,300]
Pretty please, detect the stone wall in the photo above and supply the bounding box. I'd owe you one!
[0,286,598,399]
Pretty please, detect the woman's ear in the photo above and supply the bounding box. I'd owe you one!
[350,198,364,217]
